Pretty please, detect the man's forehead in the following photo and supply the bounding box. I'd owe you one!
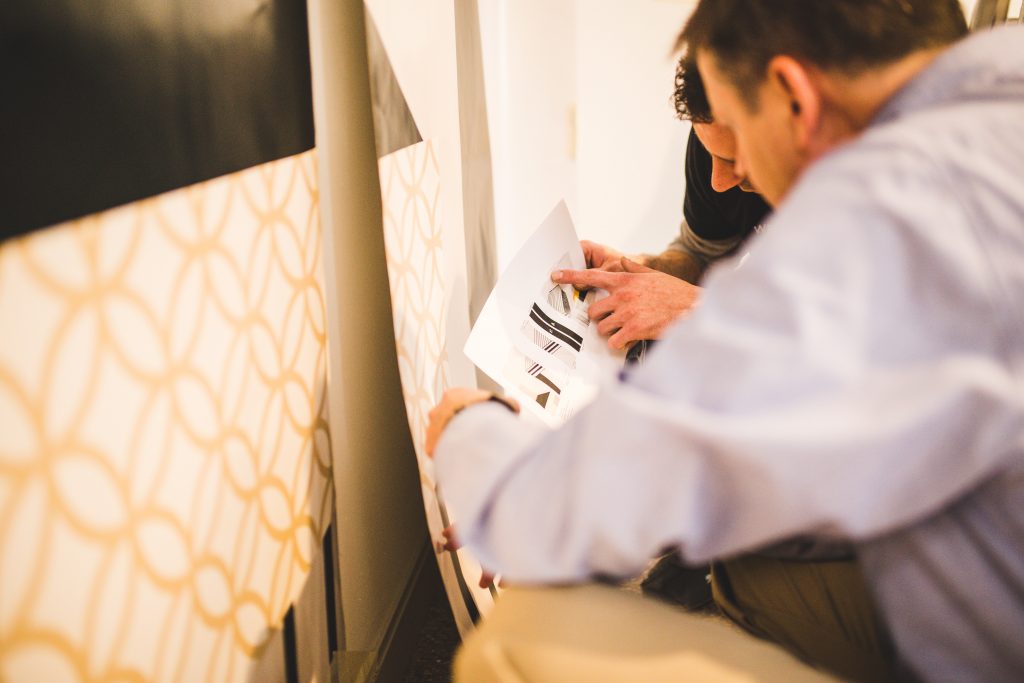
[693,122,737,159]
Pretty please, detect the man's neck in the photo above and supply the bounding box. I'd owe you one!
[819,47,949,137]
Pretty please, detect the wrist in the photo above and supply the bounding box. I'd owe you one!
[650,250,705,282]
[485,393,520,414]
[452,392,519,420]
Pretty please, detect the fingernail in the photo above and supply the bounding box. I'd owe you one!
[551,270,563,280]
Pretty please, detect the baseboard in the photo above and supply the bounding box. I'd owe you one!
[370,539,444,683]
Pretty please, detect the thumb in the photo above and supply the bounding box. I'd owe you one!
[620,256,655,274]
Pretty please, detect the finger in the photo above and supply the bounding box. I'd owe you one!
[580,240,599,268]
[608,324,639,350]
[441,525,460,552]
[581,240,620,270]
[597,310,626,338]
[479,571,496,589]
[551,268,621,291]
[595,259,626,273]
[620,256,655,274]
[588,294,617,321]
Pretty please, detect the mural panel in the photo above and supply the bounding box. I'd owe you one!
[364,0,500,634]
[0,150,332,682]
[378,139,495,633]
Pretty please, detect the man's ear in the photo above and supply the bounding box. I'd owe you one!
[766,56,821,152]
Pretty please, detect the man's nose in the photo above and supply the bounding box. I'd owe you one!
[710,159,742,192]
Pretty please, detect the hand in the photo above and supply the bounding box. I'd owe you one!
[441,524,461,552]
[551,257,702,350]
[425,388,521,458]
[425,388,493,458]
[441,525,497,589]
[581,240,630,272]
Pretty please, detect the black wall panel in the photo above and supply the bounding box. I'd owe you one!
[1,0,315,238]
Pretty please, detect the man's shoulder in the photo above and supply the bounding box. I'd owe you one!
[810,94,1024,214]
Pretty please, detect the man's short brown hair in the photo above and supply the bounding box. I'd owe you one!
[679,0,967,109]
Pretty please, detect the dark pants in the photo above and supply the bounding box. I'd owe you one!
[712,555,900,682]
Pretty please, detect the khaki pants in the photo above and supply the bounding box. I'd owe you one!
[455,583,840,682]
[712,555,900,682]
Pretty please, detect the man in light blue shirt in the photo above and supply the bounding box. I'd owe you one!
[427,1,1024,680]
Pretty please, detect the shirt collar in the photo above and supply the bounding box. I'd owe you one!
[873,25,1024,126]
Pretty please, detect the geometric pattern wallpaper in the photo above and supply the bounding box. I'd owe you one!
[0,149,332,682]
[380,140,449,482]
[379,139,493,634]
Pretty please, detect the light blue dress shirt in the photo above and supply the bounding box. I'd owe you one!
[436,26,1024,682]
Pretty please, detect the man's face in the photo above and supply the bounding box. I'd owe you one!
[697,51,803,207]
[692,122,757,194]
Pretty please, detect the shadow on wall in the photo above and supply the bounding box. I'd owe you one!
[245,436,340,683]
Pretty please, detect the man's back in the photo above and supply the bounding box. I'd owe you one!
[830,26,1024,682]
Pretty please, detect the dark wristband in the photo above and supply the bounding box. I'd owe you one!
[486,394,519,414]
[452,392,518,420]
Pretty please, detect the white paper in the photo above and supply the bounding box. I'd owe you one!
[465,201,625,426]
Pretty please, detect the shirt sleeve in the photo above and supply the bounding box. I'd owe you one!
[666,217,744,266]
[435,152,1021,584]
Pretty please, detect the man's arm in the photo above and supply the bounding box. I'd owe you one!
[433,183,1017,584]
[641,248,707,284]
[657,214,749,283]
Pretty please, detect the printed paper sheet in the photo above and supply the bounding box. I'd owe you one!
[465,202,625,426]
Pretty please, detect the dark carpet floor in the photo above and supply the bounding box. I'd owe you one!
[400,586,461,682]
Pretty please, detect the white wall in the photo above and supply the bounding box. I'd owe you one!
[575,0,695,258]
[479,0,580,270]
[482,0,984,270]
[961,0,980,23]
[480,0,695,270]
[363,0,477,387]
